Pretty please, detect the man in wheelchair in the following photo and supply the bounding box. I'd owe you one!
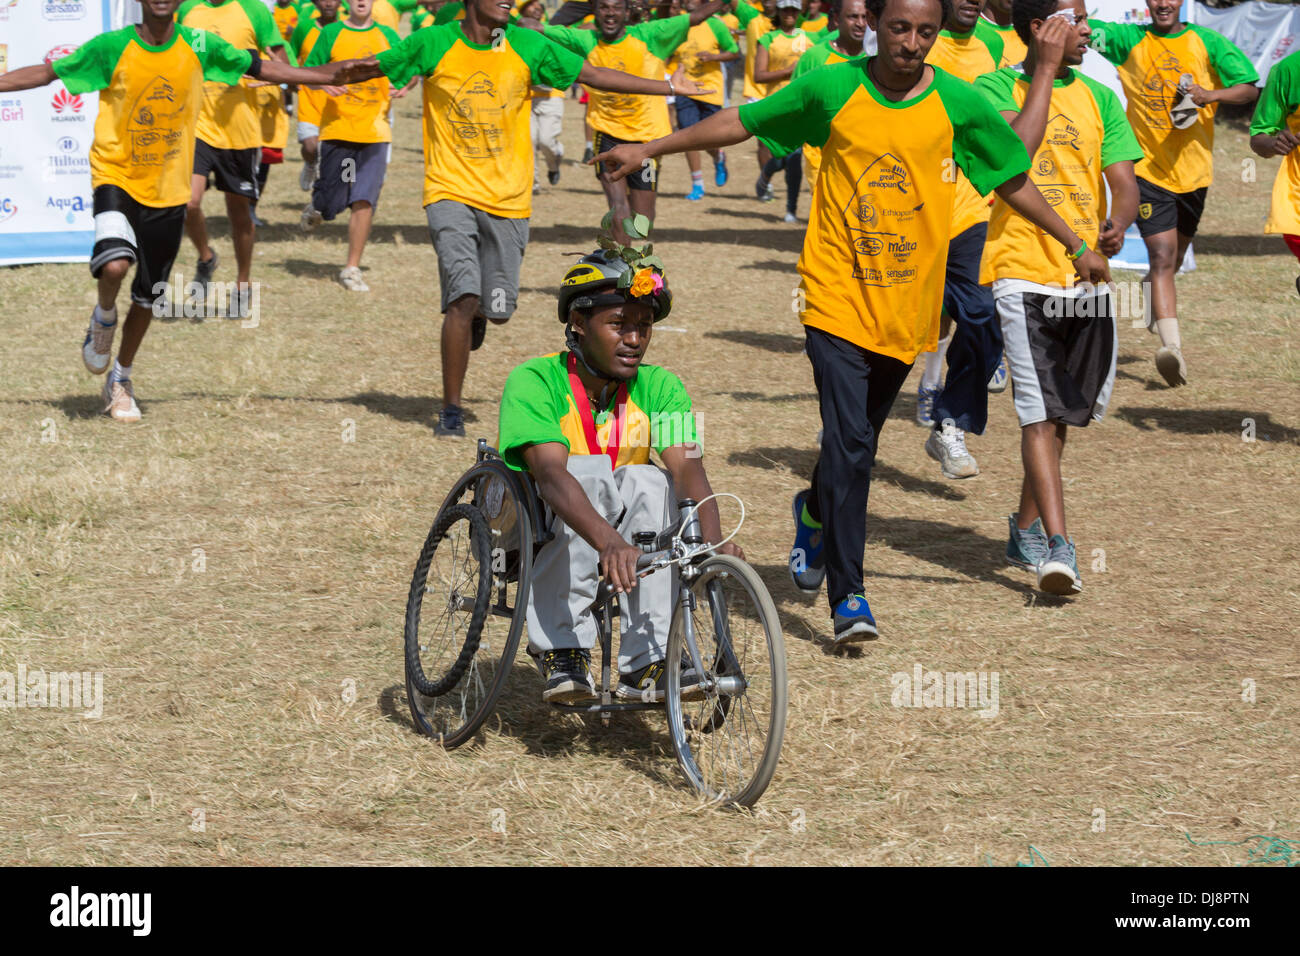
[497,244,743,705]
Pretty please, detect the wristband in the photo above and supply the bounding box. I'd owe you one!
[667,76,675,96]
[1066,240,1087,261]
[244,49,263,79]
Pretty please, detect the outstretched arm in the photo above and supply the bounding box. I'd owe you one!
[333,57,388,85]
[687,0,726,26]
[0,63,57,93]
[577,61,712,98]
[995,173,1111,285]
[260,57,360,86]
[594,107,751,178]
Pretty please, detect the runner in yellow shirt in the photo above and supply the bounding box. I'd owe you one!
[336,0,713,435]
[1089,0,1258,387]
[742,0,776,195]
[978,0,1141,595]
[981,0,1024,66]
[1249,49,1300,297]
[595,0,1110,641]
[0,0,354,421]
[668,0,741,198]
[299,0,401,291]
[290,0,344,192]
[273,0,301,40]
[753,0,811,219]
[178,0,291,314]
[532,0,726,243]
[799,0,829,35]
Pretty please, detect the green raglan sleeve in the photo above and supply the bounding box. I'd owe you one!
[636,13,692,62]
[738,59,857,156]
[647,367,698,454]
[735,3,758,29]
[289,18,314,57]
[814,28,837,47]
[793,43,828,80]
[1080,73,1145,167]
[938,72,1030,196]
[1088,19,1143,67]
[50,30,130,95]
[975,19,1004,70]
[390,0,419,11]
[240,0,286,50]
[498,360,569,471]
[974,67,1019,114]
[1250,54,1300,135]
[543,24,598,57]
[1191,25,1259,87]
[184,27,255,84]
[435,0,464,24]
[708,16,738,53]
[375,24,451,85]
[379,25,403,50]
[511,26,586,89]
[303,22,341,67]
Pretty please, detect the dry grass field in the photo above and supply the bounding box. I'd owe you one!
[0,91,1297,866]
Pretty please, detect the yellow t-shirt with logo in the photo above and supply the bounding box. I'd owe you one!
[1248,50,1300,235]
[666,18,737,108]
[178,0,285,150]
[740,59,1031,362]
[545,16,691,142]
[305,21,403,142]
[1089,20,1258,193]
[757,28,812,97]
[376,22,585,216]
[742,14,773,101]
[927,23,1004,237]
[51,25,252,207]
[978,67,1144,287]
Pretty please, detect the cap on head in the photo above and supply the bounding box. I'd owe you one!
[775,0,802,9]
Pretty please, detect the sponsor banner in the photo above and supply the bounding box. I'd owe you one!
[1191,1,1300,83]
[0,0,111,265]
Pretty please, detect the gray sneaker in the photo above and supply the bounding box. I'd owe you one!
[1037,534,1083,595]
[925,422,979,478]
[194,251,218,298]
[1005,514,1048,571]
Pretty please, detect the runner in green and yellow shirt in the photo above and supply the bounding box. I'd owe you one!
[981,0,1024,66]
[531,0,726,242]
[336,0,712,435]
[753,0,812,219]
[978,0,1140,596]
[1249,49,1300,296]
[667,0,741,197]
[0,0,353,422]
[799,0,829,35]
[1089,0,1258,387]
[290,0,343,191]
[594,0,1110,643]
[792,0,869,185]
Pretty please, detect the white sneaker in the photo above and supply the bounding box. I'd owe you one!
[339,266,369,292]
[300,202,323,233]
[102,375,141,422]
[784,212,799,223]
[925,422,979,479]
[82,306,116,374]
[299,161,317,192]
[1155,346,1186,387]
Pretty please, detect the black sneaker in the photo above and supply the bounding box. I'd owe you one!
[538,649,596,704]
[581,145,594,165]
[616,657,704,703]
[435,404,466,437]
[548,168,561,186]
[195,251,218,296]
[470,312,486,351]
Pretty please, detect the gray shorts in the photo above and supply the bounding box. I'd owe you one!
[425,199,529,319]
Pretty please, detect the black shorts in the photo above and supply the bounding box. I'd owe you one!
[593,130,658,192]
[1136,177,1208,238]
[90,184,187,308]
[312,140,389,220]
[193,138,261,199]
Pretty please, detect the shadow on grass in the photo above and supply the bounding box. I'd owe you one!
[740,258,800,273]
[1185,234,1281,257]
[529,223,805,255]
[724,446,967,502]
[704,329,804,354]
[1115,406,1299,443]
[48,393,106,420]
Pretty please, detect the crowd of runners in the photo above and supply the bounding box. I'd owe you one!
[3,0,1298,675]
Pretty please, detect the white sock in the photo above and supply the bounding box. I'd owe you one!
[94,304,117,326]
[691,170,703,185]
[920,333,952,389]
[1156,317,1181,350]
[111,360,131,383]
[585,139,593,150]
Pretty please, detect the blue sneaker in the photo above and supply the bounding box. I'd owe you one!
[1037,534,1083,596]
[1005,514,1048,571]
[788,490,825,593]
[832,594,878,644]
[714,157,728,187]
[686,183,705,201]
[988,352,1009,392]
[915,384,940,427]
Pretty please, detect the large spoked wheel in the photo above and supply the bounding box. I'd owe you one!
[666,555,787,807]
[405,460,535,748]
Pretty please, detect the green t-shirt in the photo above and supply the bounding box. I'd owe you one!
[1250,51,1300,135]
[792,35,864,79]
[498,354,698,471]
[435,1,465,24]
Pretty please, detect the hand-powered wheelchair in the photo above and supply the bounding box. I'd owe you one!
[403,440,788,807]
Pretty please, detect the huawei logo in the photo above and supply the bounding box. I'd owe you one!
[51,87,83,113]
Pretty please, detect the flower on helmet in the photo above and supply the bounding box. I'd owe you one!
[630,267,658,298]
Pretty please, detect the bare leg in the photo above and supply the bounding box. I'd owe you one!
[300,135,319,167]
[441,292,479,408]
[345,200,373,270]
[225,192,255,287]
[1016,421,1068,538]
[186,173,214,264]
[629,188,656,232]
[97,257,130,311]
[117,302,153,367]
[1144,228,1179,327]
[601,173,635,243]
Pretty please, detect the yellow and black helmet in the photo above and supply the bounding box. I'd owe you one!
[557,249,672,324]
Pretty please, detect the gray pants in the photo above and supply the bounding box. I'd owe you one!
[531,96,564,187]
[424,199,529,319]
[526,457,676,674]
